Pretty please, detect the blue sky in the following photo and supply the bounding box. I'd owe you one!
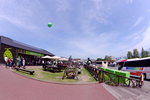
[0,0,150,59]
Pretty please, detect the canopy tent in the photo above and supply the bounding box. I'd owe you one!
[42,55,61,60]
[59,58,68,61]
[41,55,53,59]
[50,56,61,60]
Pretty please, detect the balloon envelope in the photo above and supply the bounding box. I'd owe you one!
[48,23,52,27]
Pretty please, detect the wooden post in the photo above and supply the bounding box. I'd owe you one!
[117,76,120,86]
[140,74,144,87]
[102,70,104,82]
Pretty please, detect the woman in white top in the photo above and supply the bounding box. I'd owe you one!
[22,58,26,69]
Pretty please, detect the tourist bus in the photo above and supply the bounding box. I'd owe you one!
[118,57,150,79]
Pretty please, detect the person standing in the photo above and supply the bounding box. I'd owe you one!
[17,57,21,68]
[11,58,14,68]
[22,58,26,69]
[42,60,45,66]
[4,56,8,67]
[7,58,11,67]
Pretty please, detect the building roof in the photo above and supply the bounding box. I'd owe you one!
[0,36,54,56]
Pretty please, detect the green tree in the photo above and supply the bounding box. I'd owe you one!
[127,51,132,59]
[141,48,149,58]
[141,48,145,58]
[104,55,112,60]
[97,58,104,61]
[145,51,149,57]
[133,49,139,58]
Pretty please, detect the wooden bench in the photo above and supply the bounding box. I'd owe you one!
[15,68,35,75]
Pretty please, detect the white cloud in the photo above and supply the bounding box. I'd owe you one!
[0,15,38,31]
[56,0,71,12]
[62,0,121,58]
[126,31,143,42]
[132,16,144,28]
[127,0,134,4]
[1,0,148,59]
[87,0,110,24]
[66,31,119,58]
[134,26,150,49]
[148,9,150,13]
[121,26,150,55]
[78,0,113,36]
[0,0,42,31]
[115,26,150,57]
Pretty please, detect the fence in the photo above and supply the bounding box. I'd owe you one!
[85,65,143,88]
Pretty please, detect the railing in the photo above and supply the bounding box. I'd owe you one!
[85,65,143,88]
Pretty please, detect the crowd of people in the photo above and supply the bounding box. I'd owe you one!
[4,56,84,69]
[4,57,14,68]
[4,56,26,69]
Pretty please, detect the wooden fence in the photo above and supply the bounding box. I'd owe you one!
[85,65,143,88]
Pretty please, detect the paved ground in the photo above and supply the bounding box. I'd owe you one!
[103,81,150,100]
[0,65,116,100]
[104,66,150,100]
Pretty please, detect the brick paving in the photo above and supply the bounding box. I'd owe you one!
[0,65,116,100]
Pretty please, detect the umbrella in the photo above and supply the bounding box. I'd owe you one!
[51,56,61,60]
[59,58,68,61]
[41,55,53,59]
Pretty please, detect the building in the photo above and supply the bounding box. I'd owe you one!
[0,36,54,65]
[72,58,81,62]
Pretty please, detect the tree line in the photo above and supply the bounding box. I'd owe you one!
[127,48,149,59]
[97,55,113,61]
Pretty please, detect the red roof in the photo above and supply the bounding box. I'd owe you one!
[119,59,127,62]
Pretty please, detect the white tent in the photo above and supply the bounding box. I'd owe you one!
[42,55,61,60]
[41,55,53,59]
[50,56,61,60]
[59,58,68,61]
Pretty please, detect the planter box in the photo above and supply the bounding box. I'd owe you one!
[99,67,107,71]
[115,70,130,84]
[105,68,116,79]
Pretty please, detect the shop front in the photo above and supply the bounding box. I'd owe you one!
[0,36,54,65]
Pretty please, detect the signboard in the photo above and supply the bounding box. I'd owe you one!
[3,48,13,59]
[25,51,44,56]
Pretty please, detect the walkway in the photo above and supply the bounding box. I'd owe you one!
[0,65,116,100]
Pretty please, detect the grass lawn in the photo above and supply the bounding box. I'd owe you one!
[82,68,96,82]
[13,67,96,84]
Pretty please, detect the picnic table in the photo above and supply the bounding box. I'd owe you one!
[43,65,62,72]
[62,67,78,79]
